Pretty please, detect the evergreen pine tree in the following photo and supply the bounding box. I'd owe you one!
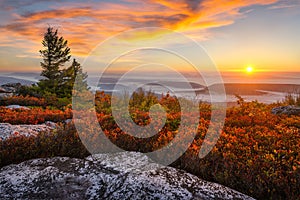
[38,27,71,95]
[60,58,89,98]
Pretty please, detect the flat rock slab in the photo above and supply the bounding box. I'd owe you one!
[0,152,255,200]
[0,123,54,140]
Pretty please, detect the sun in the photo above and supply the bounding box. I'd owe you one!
[245,66,254,74]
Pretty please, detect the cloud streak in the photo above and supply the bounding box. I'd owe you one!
[268,0,300,9]
[0,0,281,56]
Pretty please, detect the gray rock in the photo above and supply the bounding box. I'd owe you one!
[0,152,255,200]
[65,119,73,124]
[0,92,13,98]
[0,123,13,140]
[45,121,58,128]
[6,105,30,110]
[0,85,14,99]
[0,83,23,99]
[0,123,55,140]
[0,83,21,93]
[271,106,300,116]
[0,86,10,93]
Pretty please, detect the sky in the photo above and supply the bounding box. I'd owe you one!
[0,0,299,73]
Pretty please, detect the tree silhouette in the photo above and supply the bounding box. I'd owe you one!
[35,27,89,108]
[38,27,71,95]
[59,58,89,98]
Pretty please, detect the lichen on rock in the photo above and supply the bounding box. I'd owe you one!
[0,152,255,200]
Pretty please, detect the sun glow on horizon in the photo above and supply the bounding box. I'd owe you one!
[245,65,254,74]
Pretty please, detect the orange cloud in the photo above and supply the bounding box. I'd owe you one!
[0,0,279,57]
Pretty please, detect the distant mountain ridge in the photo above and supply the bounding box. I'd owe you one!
[208,83,300,95]
[0,76,35,86]
[1,73,300,97]
[6,72,40,78]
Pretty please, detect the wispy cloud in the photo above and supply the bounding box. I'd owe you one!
[0,0,279,56]
[268,0,300,9]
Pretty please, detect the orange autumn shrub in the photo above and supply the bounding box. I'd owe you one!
[0,107,72,124]
[173,102,300,199]
[0,95,46,107]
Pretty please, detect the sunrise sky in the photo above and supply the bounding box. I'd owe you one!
[0,0,299,72]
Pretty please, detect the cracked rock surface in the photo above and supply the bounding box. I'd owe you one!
[0,152,255,200]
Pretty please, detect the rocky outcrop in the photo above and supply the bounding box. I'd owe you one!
[0,123,55,140]
[271,106,300,116]
[0,83,21,93]
[0,91,13,98]
[0,83,22,98]
[0,152,255,200]
[0,87,10,93]
[6,105,30,110]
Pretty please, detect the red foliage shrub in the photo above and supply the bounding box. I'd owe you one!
[0,95,46,107]
[0,107,72,124]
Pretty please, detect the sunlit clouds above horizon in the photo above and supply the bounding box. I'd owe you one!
[0,0,299,72]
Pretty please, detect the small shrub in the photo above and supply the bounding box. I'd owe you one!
[17,85,42,98]
[282,93,300,106]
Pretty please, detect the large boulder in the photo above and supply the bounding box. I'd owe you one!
[0,152,255,200]
[271,105,300,116]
